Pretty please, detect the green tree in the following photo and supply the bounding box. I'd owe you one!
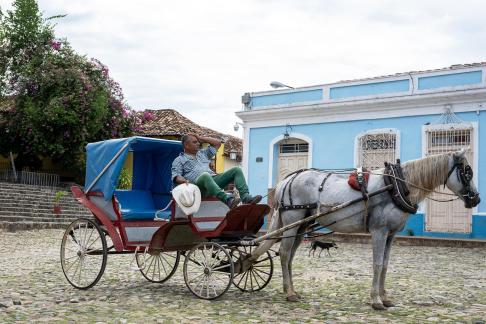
[0,0,55,95]
[0,0,140,177]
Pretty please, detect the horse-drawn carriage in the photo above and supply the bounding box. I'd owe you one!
[61,136,273,299]
[62,136,480,308]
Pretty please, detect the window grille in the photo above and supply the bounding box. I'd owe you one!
[279,143,309,154]
[425,125,473,233]
[357,132,397,170]
[427,129,471,155]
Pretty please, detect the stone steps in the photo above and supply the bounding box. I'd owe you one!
[0,220,75,231]
[0,181,76,189]
[0,214,79,223]
[0,190,70,200]
[0,202,89,214]
[0,181,93,230]
[0,208,91,218]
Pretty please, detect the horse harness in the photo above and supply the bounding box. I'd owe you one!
[383,160,418,214]
[278,168,371,231]
[445,155,475,199]
[278,169,332,214]
[278,161,419,233]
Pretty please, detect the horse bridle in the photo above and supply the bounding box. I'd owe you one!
[444,157,476,200]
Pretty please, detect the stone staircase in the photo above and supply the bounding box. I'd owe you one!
[0,182,93,231]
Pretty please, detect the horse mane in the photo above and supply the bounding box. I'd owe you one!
[402,153,452,204]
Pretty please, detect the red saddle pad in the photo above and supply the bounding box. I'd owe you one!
[348,170,370,191]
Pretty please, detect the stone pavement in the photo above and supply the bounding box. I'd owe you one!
[0,229,485,323]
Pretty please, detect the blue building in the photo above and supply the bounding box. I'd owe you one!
[236,63,486,239]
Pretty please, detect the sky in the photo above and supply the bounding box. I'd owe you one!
[1,0,486,136]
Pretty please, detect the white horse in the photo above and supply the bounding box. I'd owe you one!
[246,150,480,310]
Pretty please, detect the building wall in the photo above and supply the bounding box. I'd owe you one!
[249,112,482,190]
[246,111,485,239]
[239,64,486,239]
[223,157,240,171]
[0,155,10,169]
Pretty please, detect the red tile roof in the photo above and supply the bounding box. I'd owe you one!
[136,109,242,158]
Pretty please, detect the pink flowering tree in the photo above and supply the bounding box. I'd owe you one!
[0,0,140,177]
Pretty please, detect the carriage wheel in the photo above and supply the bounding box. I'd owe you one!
[183,242,234,300]
[136,249,180,283]
[231,245,273,292]
[60,218,107,289]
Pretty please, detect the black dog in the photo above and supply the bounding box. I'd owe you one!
[308,240,338,257]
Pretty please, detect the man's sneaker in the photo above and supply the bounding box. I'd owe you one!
[225,197,241,210]
[242,194,262,205]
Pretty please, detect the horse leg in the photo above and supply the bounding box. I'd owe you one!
[287,224,306,299]
[239,209,281,273]
[370,229,388,310]
[380,234,396,307]
[279,226,300,302]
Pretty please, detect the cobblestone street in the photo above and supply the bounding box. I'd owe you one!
[1,229,485,323]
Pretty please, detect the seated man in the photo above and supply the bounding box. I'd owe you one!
[171,134,262,209]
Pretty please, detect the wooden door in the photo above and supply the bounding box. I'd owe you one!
[277,139,309,183]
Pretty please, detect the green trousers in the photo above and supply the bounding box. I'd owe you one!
[194,167,249,203]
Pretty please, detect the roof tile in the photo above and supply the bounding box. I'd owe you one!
[136,109,242,157]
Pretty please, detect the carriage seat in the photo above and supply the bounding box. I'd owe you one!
[115,190,172,221]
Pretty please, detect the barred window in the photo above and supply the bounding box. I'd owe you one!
[357,131,397,170]
[279,143,309,154]
[428,129,471,154]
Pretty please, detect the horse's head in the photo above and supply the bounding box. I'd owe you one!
[445,149,480,208]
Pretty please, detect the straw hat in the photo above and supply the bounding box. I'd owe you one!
[172,183,201,215]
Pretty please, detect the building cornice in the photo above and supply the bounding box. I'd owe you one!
[236,88,486,127]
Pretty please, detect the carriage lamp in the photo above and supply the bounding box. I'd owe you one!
[283,130,290,141]
[283,124,293,141]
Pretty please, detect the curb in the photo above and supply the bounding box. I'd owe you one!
[325,233,486,248]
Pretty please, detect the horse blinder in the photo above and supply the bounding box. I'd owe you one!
[449,162,480,208]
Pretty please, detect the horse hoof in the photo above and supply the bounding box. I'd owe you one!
[372,303,387,310]
[382,300,395,308]
[286,295,300,302]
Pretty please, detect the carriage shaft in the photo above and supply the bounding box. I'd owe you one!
[240,184,393,246]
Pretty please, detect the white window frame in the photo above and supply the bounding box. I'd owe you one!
[421,121,479,215]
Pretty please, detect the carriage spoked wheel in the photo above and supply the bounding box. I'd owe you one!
[231,245,273,292]
[136,248,180,283]
[183,242,234,300]
[60,218,108,289]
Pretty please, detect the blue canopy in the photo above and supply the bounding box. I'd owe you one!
[85,136,183,200]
